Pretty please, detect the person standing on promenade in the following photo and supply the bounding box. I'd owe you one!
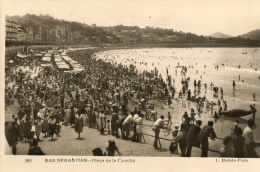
[243,119,258,157]
[64,106,70,126]
[75,113,83,139]
[219,136,235,157]
[42,115,49,137]
[231,121,241,138]
[122,112,133,139]
[185,120,202,157]
[136,113,144,143]
[24,117,32,142]
[6,122,19,155]
[48,115,56,141]
[152,115,165,149]
[70,105,75,128]
[131,112,140,142]
[170,125,179,154]
[233,127,245,157]
[198,121,217,157]
[28,139,45,155]
[176,124,187,157]
[253,92,256,102]
[99,110,105,135]
[116,113,126,138]
[111,109,119,137]
[35,117,43,141]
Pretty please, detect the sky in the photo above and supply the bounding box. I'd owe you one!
[1,0,260,36]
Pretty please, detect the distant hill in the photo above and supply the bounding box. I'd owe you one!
[5,14,260,46]
[209,32,232,38]
[241,29,260,40]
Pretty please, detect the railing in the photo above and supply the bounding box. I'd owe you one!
[135,123,260,154]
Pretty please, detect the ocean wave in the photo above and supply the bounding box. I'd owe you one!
[238,82,260,89]
[225,96,260,105]
[225,66,260,75]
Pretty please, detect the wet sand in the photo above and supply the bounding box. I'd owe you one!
[95,47,260,145]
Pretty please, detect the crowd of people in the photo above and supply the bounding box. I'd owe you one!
[4,47,259,157]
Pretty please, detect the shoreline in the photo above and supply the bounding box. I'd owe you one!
[5,46,260,156]
[5,43,260,52]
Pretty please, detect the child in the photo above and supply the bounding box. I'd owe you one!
[169,125,179,154]
[92,147,105,156]
[106,140,121,156]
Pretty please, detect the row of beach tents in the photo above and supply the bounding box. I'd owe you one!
[16,48,85,73]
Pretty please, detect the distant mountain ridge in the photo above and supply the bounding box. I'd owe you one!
[240,29,260,40]
[209,32,232,38]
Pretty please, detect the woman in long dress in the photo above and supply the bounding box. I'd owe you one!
[42,116,49,137]
[35,118,43,141]
[64,107,70,125]
[70,106,75,127]
[48,116,56,140]
[75,113,83,138]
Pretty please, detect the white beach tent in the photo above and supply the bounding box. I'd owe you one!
[17,51,29,58]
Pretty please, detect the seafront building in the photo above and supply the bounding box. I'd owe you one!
[5,17,19,46]
[5,16,73,47]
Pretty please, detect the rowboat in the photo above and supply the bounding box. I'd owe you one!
[220,109,252,117]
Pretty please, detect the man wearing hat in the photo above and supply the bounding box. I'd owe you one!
[152,115,166,149]
[198,121,217,157]
[185,120,202,157]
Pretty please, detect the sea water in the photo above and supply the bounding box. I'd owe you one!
[95,47,260,144]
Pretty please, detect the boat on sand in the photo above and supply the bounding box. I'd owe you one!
[220,109,252,117]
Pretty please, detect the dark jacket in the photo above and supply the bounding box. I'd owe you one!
[198,125,217,147]
[6,125,19,145]
[186,124,201,147]
[233,136,245,157]
[28,146,45,155]
[111,113,119,125]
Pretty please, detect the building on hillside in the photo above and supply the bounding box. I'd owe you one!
[33,24,49,44]
[91,36,102,43]
[123,38,138,44]
[17,26,28,43]
[65,26,72,44]
[141,33,154,42]
[105,36,115,43]
[55,25,66,44]
[48,28,56,44]
[120,30,129,34]
[41,24,50,44]
[71,31,82,44]
[26,27,34,44]
[117,35,129,43]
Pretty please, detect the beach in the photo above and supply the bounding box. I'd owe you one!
[5,47,260,156]
[95,47,260,142]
